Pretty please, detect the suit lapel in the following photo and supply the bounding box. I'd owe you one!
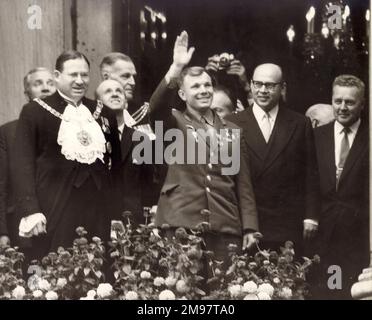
[241,108,268,161]
[338,120,368,185]
[261,107,297,173]
[120,126,134,162]
[320,123,337,191]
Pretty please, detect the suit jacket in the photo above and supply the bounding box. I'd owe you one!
[115,125,143,224]
[314,120,369,268]
[13,92,121,236]
[148,79,258,236]
[227,106,319,243]
[0,120,17,236]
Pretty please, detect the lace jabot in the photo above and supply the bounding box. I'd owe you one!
[57,103,106,164]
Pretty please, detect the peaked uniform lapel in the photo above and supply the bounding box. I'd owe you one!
[182,111,212,150]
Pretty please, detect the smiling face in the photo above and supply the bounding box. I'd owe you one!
[54,58,90,103]
[332,85,364,127]
[26,70,56,100]
[251,63,284,112]
[178,72,213,115]
[96,79,126,111]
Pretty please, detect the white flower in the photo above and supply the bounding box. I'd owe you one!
[153,277,165,287]
[45,291,58,300]
[257,291,271,300]
[228,284,242,298]
[32,290,43,299]
[125,291,139,300]
[258,283,275,297]
[80,296,95,300]
[242,281,258,294]
[159,289,176,300]
[12,286,26,300]
[179,296,188,300]
[87,290,96,298]
[140,271,152,279]
[165,276,177,287]
[96,283,113,298]
[280,287,293,299]
[56,278,67,288]
[244,294,259,300]
[273,277,281,284]
[38,279,51,291]
[176,280,190,293]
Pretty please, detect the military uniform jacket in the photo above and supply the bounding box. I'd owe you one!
[149,79,258,236]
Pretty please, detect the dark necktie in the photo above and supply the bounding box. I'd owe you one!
[336,127,350,188]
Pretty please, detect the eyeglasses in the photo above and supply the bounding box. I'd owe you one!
[251,80,282,91]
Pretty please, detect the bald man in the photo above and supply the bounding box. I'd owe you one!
[227,63,320,254]
[305,104,335,128]
[96,79,144,225]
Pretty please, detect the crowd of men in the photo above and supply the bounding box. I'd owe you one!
[0,31,369,299]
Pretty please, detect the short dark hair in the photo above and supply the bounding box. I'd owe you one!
[177,66,212,88]
[55,50,90,72]
[99,52,133,71]
[333,74,365,97]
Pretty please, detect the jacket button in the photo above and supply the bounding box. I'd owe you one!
[206,187,211,193]
[206,175,211,181]
[208,163,212,169]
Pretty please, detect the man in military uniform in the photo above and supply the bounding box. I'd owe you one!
[149,31,259,265]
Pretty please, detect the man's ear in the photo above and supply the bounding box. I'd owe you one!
[102,71,110,80]
[178,89,186,102]
[280,81,287,103]
[54,70,61,82]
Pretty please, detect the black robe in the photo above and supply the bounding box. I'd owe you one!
[13,92,121,259]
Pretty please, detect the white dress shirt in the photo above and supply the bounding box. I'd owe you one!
[252,103,279,141]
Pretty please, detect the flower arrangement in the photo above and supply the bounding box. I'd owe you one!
[0,212,319,300]
[0,247,25,299]
[205,241,320,300]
